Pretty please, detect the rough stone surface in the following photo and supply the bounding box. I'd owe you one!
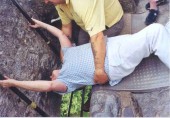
[0,0,61,117]
[91,87,170,117]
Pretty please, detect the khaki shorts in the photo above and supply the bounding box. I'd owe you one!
[77,17,124,45]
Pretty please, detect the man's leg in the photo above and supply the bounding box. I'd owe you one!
[145,0,159,25]
[165,20,170,33]
[122,23,170,69]
[134,22,170,68]
[77,17,124,45]
[129,23,169,68]
[108,23,170,84]
[77,29,90,45]
[103,17,124,37]
[151,23,170,68]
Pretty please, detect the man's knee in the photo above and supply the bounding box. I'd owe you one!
[77,29,90,45]
[104,18,124,37]
[151,23,164,29]
[148,23,165,33]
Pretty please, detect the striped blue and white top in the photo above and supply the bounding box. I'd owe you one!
[57,43,109,93]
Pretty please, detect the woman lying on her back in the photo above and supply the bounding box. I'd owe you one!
[0,19,170,94]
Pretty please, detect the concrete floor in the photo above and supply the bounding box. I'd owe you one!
[121,0,170,34]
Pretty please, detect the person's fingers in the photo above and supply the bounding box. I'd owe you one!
[31,18,38,22]
[31,18,41,25]
[31,18,38,23]
[29,24,39,28]
[29,25,36,28]
[0,80,5,87]
[2,84,9,88]
[0,80,11,88]
[4,76,10,80]
[0,80,2,85]
[29,18,39,28]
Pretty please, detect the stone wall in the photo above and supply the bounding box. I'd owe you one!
[0,0,61,117]
[90,87,170,117]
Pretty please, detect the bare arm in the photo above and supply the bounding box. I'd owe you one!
[0,76,67,93]
[91,32,108,84]
[72,0,108,84]
[30,18,72,48]
[56,6,72,39]
[30,18,72,62]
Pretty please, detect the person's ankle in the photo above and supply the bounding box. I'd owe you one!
[150,0,158,10]
[150,5,158,10]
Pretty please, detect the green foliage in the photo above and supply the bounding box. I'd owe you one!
[60,86,91,117]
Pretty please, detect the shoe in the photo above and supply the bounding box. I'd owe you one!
[145,9,159,25]
[145,0,167,10]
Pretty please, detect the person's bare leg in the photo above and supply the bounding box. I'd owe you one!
[150,0,158,10]
[145,0,159,25]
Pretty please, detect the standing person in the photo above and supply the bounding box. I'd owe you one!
[44,0,124,111]
[145,0,167,25]
[44,0,124,85]
[0,19,170,95]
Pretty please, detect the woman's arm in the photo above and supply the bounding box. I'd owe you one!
[0,76,67,93]
[30,18,72,48]
[62,22,72,39]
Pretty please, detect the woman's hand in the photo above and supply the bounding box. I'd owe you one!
[0,76,16,88]
[29,18,45,29]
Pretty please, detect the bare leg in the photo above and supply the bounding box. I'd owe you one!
[145,0,159,25]
[150,0,158,10]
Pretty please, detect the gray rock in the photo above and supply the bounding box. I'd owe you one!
[0,0,61,117]
[91,87,170,117]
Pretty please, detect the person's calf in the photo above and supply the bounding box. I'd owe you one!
[145,0,167,10]
[150,0,158,10]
